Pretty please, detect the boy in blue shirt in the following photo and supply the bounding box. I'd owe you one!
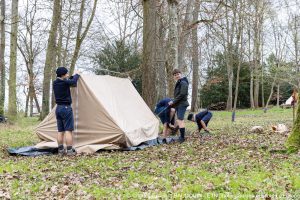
[53,67,80,155]
[155,98,176,138]
[187,110,212,133]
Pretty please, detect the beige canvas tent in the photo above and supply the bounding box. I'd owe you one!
[35,74,159,153]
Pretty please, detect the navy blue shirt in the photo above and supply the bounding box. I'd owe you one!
[154,98,173,124]
[53,74,80,105]
[154,98,172,114]
[195,110,212,130]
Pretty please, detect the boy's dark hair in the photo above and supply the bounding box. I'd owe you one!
[56,67,68,77]
[187,113,193,121]
[172,68,181,75]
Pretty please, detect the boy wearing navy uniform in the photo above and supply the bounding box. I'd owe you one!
[53,67,80,155]
[187,110,213,133]
[155,98,176,138]
[168,69,189,143]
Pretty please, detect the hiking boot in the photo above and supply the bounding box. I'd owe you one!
[66,148,76,156]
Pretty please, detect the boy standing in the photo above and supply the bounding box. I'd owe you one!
[168,69,189,143]
[53,67,80,155]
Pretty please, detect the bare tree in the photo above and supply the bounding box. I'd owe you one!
[232,0,245,121]
[178,0,193,71]
[142,0,157,109]
[156,0,167,100]
[8,0,19,121]
[166,0,179,97]
[264,19,288,110]
[69,0,98,74]
[0,0,5,115]
[18,0,44,117]
[224,0,237,111]
[190,0,200,112]
[40,0,61,120]
[253,0,265,108]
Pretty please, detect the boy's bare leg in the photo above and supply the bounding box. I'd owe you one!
[169,108,176,128]
[177,119,185,128]
[163,123,168,138]
[57,132,65,154]
[200,120,210,132]
[65,131,73,147]
[57,132,64,146]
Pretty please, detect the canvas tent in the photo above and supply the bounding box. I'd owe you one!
[284,96,293,105]
[280,96,295,108]
[35,74,159,153]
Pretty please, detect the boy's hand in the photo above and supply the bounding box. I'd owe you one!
[73,70,81,75]
[168,101,174,106]
[204,128,210,133]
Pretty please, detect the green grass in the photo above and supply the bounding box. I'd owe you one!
[0,108,300,199]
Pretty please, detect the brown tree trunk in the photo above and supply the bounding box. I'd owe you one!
[276,84,280,107]
[178,0,193,71]
[166,0,179,97]
[28,62,34,117]
[190,0,200,112]
[156,1,167,100]
[253,0,263,108]
[40,0,61,120]
[261,41,265,107]
[247,21,255,109]
[24,89,29,117]
[232,0,245,121]
[8,0,19,122]
[225,0,236,111]
[33,88,40,113]
[265,74,277,109]
[51,68,56,108]
[62,0,73,68]
[0,0,5,115]
[142,0,157,109]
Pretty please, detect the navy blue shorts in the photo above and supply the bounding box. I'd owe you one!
[202,112,212,122]
[55,105,74,132]
[156,107,171,124]
[197,112,212,130]
[176,106,188,120]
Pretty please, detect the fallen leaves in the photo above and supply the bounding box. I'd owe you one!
[0,189,10,200]
[1,109,300,198]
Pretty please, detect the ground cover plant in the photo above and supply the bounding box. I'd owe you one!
[0,108,299,199]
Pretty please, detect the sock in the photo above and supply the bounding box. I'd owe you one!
[67,146,72,150]
[179,128,185,139]
[58,144,64,150]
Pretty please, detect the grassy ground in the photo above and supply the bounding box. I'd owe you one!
[0,108,300,199]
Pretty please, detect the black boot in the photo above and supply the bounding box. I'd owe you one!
[179,128,185,143]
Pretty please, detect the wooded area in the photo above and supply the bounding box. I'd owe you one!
[0,0,300,136]
[0,0,297,114]
[1,1,300,198]
[0,0,300,146]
